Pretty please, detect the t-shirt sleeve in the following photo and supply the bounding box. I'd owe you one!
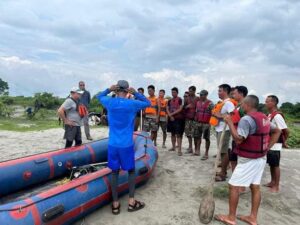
[62,99,73,111]
[237,116,251,139]
[224,101,235,114]
[273,114,288,130]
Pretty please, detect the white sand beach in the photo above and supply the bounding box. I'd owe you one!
[0,127,300,225]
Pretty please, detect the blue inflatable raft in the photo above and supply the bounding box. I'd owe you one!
[0,131,158,225]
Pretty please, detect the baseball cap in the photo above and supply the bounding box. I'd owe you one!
[117,80,129,90]
[198,90,208,96]
[70,87,84,94]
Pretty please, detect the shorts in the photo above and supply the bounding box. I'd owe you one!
[228,141,238,162]
[108,145,135,171]
[159,121,167,132]
[267,150,281,167]
[193,121,210,140]
[216,130,231,154]
[64,125,82,142]
[167,119,185,136]
[229,157,266,187]
[184,119,194,137]
[143,117,158,132]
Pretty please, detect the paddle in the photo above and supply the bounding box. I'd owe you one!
[199,124,228,224]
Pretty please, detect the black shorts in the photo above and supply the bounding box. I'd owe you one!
[228,141,238,162]
[167,119,185,136]
[267,151,280,167]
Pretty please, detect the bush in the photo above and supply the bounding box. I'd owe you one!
[0,101,14,117]
[34,92,61,110]
[0,96,14,105]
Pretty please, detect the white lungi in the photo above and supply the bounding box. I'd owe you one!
[229,156,266,187]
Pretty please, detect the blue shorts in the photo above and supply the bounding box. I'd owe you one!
[108,145,135,171]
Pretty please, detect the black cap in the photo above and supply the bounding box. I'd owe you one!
[197,90,208,96]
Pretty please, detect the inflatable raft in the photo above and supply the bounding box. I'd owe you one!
[0,131,158,225]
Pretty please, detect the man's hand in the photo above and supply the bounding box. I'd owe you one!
[65,119,76,126]
[170,116,175,121]
[224,114,233,126]
[128,87,136,94]
[109,85,119,92]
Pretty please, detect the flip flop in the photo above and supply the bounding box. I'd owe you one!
[237,215,257,225]
[215,175,226,182]
[214,214,236,225]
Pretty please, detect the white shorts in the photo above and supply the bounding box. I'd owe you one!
[229,157,266,187]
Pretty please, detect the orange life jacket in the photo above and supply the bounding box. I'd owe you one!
[78,104,88,118]
[145,96,158,115]
[209,98,236,126]
[159,98,168,117]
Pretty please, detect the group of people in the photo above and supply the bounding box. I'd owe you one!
[57,80,289,224]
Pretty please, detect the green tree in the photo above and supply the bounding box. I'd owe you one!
[34,92,60,110]
[280,102,294,114]
[0,78,9,96]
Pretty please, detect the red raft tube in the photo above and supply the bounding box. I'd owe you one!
[0,131,158,225]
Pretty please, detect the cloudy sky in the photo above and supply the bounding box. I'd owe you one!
[0,0,299,103]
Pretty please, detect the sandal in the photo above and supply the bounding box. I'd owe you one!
[112,203,121,215]
[128,200,145,212]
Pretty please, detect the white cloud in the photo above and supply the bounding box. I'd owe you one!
[0,0,299,104]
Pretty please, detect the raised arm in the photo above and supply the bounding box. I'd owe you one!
[130,88,151,110]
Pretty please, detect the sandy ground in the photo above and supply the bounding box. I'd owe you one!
[1,127,300,225]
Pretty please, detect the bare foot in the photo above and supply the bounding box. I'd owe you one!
[215,214,236,225]
[237,215,257,225]
[263,182,274,187]
[168,148,175,151]
[269,186,279,193]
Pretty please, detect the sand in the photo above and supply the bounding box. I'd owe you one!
[1,127,300,225]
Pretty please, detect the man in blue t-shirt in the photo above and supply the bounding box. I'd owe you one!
[97,80,150,215]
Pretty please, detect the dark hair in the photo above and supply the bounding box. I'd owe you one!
[219,84,231,94]
[189,86,196,92]
[138,87,144,92]
[267,95,279,105]
[148,85,155,90]
[185,91,189,95]
[246,95,259,109]
[235,86,248,97]
[171,87,178,93]
[159,89,165,94]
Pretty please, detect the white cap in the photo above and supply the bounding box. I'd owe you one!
[70,87,84,94]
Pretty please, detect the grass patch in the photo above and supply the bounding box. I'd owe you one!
[0,118,60,132]
[213,184,229,199]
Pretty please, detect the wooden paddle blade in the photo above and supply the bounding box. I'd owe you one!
[199,193,215,224]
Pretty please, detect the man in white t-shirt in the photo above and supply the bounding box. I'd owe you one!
[264,95,289,193]
[213,84,235,182]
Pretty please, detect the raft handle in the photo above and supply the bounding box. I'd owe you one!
[42,204,65,222]
[34,158,49,164]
